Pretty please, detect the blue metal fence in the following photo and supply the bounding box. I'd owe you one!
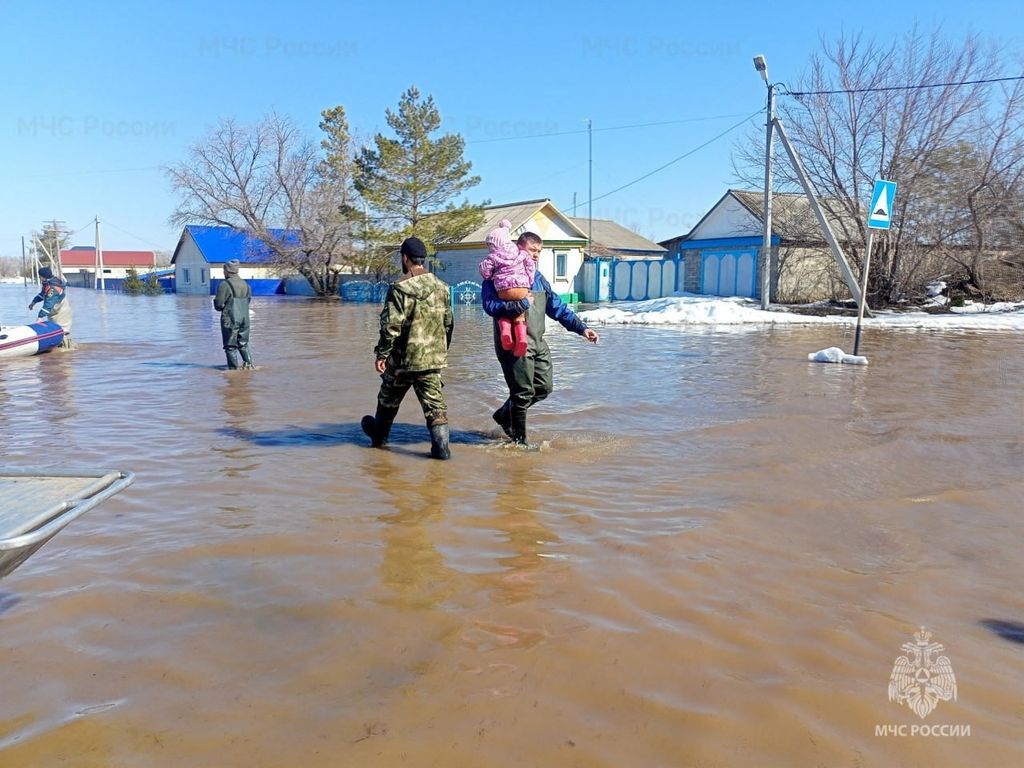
[580,257,685,302]
[337,278,483,306]
[340,280,390,303]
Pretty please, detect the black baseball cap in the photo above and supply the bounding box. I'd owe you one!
[400,237,428,261]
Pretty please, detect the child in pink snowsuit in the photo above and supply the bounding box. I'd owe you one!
[478,218,536,357]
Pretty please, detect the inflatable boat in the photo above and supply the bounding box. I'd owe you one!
[0,469,135,579]
[0,320,65,359]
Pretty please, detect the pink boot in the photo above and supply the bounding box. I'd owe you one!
[499,317,514,350]
[513,320,528,357]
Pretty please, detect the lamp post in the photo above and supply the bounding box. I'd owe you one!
[754,54,775,310]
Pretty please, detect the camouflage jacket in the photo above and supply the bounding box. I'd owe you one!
[374,272,453,372]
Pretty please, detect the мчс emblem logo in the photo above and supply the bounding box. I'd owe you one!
[888,627,958,719]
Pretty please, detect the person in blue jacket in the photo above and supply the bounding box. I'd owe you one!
[482,231,599,446]
[29,266,67,319]
[29,266,73,346]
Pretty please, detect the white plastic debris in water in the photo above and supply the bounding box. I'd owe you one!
[807,346,869,365]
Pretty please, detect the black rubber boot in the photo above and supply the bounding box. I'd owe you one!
[428,422,451,460]
[225,348,240,370]
[361,406,398,448]
[492,401,514,439]
[239,346,254,369]
[509,407,535,449]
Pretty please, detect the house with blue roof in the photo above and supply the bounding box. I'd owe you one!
[171,225,300,296]
[657,189,853,302]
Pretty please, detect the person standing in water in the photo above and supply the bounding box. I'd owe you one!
[29,266,73,347]
[213,259,254,370]
[362,237,454,460]
[482,231,599,447]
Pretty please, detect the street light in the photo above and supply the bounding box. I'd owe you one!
[753,54,768,83]
[754,54,775,309]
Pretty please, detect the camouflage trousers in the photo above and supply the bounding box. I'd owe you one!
[377,368,447,425]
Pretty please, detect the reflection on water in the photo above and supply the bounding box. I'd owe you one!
[0,283,1022,767]
[372,459,456,611]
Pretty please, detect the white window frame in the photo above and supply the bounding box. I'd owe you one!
[555,251,568,280]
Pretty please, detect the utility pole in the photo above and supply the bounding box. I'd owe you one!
[587,118,593,260]
[754,55,774,310]
[31,236,42,283]
[41,219,66,277]
[95,216,105,290]
[34,233,52,279]
[572,192,577,216]
[751,55,863,309]
[51,219,66,279]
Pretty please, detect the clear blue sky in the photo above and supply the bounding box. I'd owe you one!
[1,0,1021,257]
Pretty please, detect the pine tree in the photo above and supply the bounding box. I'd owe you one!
[355,87,484,257]
[123,267,144,295]
[143,274,164,295]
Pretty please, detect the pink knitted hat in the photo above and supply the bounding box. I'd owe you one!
[485,218,514,252]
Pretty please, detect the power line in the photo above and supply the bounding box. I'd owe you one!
[67,219,95,239]
[103,220,169,250]
[465,111,757,144]
[366,110,763,220]
[786,74,1024,97]
[575,108,765,208]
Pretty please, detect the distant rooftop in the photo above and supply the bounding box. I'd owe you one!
[60,248,155,267]
[176,225,301,264]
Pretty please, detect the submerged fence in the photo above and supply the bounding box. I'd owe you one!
[339,278,483,306]
[339,280,390,303]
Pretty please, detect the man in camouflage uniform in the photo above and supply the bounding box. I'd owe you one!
[362,237,454,460]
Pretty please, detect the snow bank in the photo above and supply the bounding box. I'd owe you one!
[578,295,1024,332]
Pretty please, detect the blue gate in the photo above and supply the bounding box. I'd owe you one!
[451,280,482,306]
[699,249,757,298]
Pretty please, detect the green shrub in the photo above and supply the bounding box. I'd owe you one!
[123,268,144,295]
[143,274,164,295]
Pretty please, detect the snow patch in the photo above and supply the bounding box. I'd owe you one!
[578,295,1024,332]
[807,347,868,365]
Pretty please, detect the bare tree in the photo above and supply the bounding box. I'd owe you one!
[908,76,1024,299]
[735,28,1023,303]
[166,112,361,297]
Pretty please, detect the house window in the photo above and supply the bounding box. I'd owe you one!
[183,268,190,283]
[555,251,568,279]
[201,268,207,283]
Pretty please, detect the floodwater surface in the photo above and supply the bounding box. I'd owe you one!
[1,284,1022,767]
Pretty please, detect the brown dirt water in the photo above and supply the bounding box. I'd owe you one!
[1,285,1022,767]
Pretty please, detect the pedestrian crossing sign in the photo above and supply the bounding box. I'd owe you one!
[868,180,897,230]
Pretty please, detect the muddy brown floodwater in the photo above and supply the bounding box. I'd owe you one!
[1,284,1022,767]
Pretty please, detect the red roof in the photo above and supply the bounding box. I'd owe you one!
[60,248,155,267]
